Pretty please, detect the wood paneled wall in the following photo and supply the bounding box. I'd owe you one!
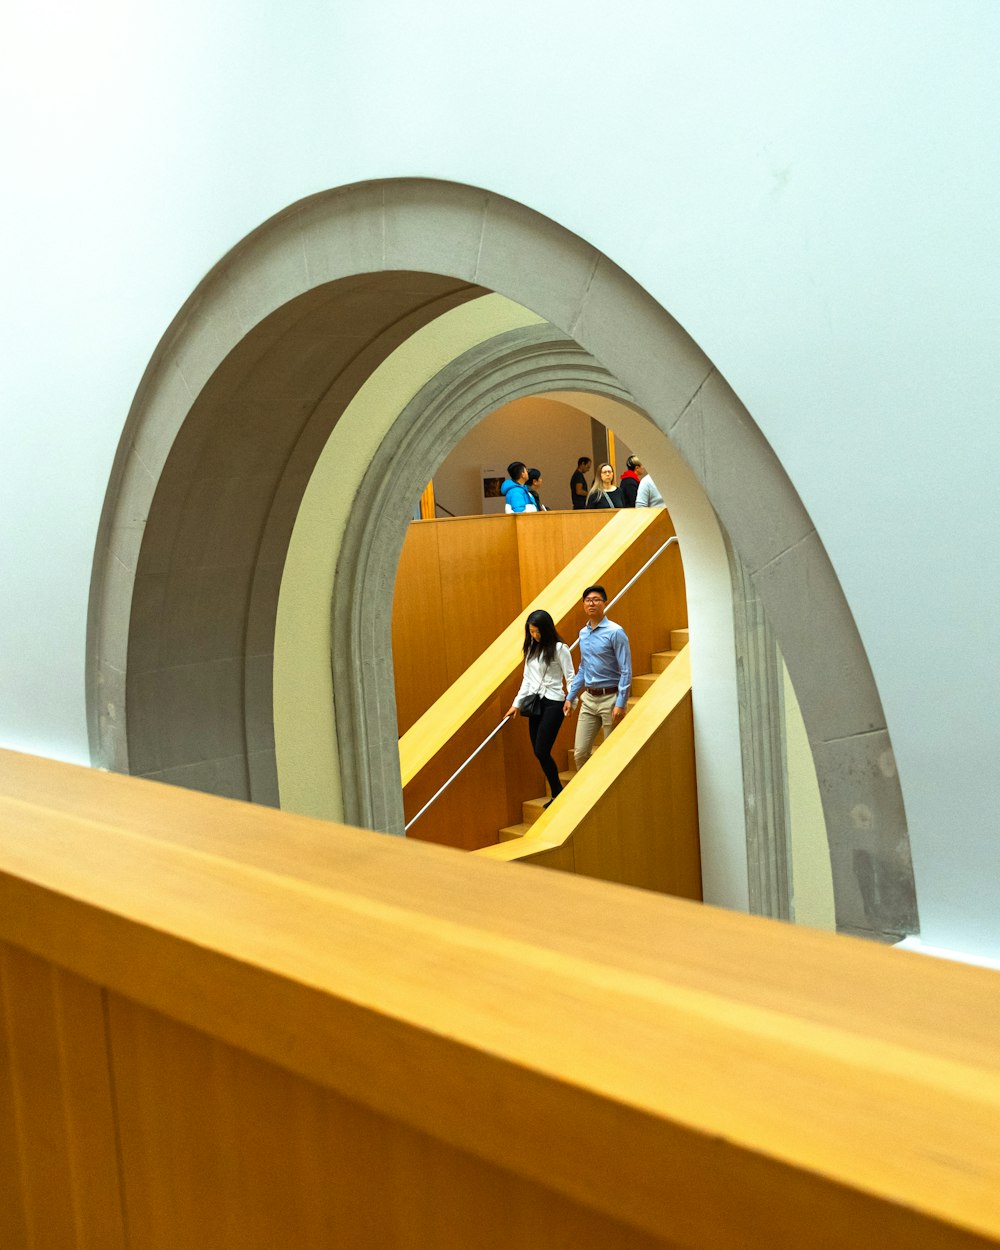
[2,749,999,1250]
[393,511,612,735]
[0,945,126,1249]
[396,511,687,851]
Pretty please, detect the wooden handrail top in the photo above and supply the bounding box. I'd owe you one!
[477,645,693,863]
[2,748,1000,1248]
[397,508,662,786]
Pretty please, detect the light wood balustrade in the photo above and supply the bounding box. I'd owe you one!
[478,647,701,899]
[397,508,663,784]
[2,748,999,1248]
[392,509,612,734]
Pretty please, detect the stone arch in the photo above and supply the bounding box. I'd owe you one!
[310,319,750,916]
[328,324,635,833]
[88,178,917,939]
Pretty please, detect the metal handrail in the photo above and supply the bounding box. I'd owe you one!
[402,717,512,834]
[569,535,679,651]
[403,534,680,832]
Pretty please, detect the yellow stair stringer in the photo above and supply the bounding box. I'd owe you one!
[398,508,662,788]
[474,647,695,888]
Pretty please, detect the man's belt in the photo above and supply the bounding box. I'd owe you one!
[585,686,618,696]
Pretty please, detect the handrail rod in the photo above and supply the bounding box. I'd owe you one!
[566,535,678,653]
[403,716,512,832]
[403,531,680,832]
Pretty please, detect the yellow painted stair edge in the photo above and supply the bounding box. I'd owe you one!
[398,508,663,787]
[475,645,692,863]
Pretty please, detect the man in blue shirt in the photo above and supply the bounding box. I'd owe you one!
[564,584,632,766]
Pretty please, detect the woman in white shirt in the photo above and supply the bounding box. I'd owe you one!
[505,609,575,806]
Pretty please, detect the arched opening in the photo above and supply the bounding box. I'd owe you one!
[88,178,917,940]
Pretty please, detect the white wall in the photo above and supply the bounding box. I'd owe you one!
[432,397,595,516]
[2,2,999,955]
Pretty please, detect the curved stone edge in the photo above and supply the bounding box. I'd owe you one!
[332,325,631,835]
[88,176,918,939]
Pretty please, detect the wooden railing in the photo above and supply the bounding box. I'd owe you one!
[477,646,701,900]
[397,508,665,783]
[392,508,624,735]
[2,748,999,1249]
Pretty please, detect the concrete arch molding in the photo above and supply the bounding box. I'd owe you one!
[328,324,635,836]
[88,178,918,940]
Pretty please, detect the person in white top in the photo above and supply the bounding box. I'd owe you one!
[635,472,664,507]
[505,609,575,806]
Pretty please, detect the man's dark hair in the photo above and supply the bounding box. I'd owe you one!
[577,456,592,468]
[582,584,607,602]
[508,461,527,480]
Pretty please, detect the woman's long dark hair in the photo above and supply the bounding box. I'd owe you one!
[523,609,563,666]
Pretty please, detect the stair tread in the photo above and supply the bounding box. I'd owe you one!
[499,823,531,841]
[519,793,550,821]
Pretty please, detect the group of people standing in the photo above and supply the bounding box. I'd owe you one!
[570,455,664,510]
[505,584,632,807]
[502,453,664,514]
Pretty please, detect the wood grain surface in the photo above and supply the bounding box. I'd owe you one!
[1,749,999,1249]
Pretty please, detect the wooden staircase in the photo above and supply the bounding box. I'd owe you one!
[498,627,690,843]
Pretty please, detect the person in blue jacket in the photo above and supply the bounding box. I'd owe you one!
[500,462,538,513]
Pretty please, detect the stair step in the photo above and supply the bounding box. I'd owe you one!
[522,796,550,824]
[499,823,531,841]
[670,628,689,650]
[631,673,658,696]
[651,650,678,673]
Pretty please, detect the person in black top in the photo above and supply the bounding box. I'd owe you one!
[526,468,548,511]
[620,455,642,507]
[586,462,624,509]
[569,456,591,509]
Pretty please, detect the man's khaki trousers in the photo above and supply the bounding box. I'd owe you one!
[573,690,618,766]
